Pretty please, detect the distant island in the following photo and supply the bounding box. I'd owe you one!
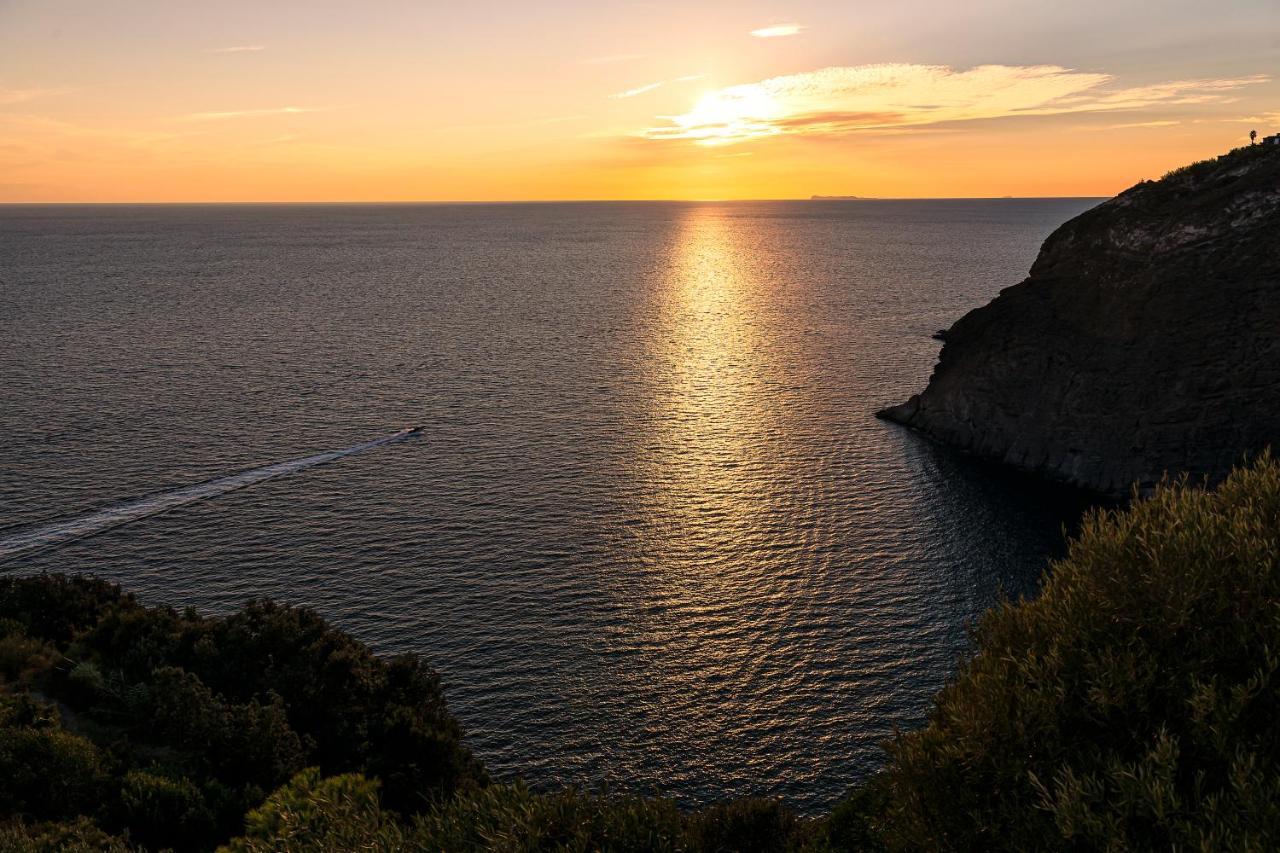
[810,194,864,200]
[879,142,1280,494]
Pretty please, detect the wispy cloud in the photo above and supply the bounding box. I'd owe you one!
[1233,111,1280,126]
[0,87,74,105]
[1099,119,1182,130]
[610,75,704,100]
[750,24,804,38]
[207,45,265,53]
[612,82,664,100]
[181,106,326,122]
[582,53,646,65]
[642,64,1269,145]
[434,114,588,134]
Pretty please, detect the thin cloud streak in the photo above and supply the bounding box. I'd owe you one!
[1098,119,1182,129]
[612,82,664,99]
[582,53,646,65]
[180,106,327,122]
[750,24,804,38]
[642,64,1269,145]
[610,74,705,100]
[0,87,75,105]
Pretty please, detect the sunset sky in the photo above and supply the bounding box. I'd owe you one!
[2,0,1277,201]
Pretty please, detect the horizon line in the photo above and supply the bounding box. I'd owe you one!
[0,195,1111,206]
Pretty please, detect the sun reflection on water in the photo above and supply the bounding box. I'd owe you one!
[643,205,784,562]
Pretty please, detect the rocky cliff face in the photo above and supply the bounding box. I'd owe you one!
[880,145,1280,495]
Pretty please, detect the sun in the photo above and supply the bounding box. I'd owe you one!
[660,84,782,145]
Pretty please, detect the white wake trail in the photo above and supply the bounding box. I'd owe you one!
[0,428,418,563]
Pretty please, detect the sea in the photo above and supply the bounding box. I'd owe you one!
[0,199,1101,813]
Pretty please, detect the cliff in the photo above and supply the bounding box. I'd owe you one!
[879,144,1280,495]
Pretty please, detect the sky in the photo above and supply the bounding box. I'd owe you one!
[1,0,1277,201]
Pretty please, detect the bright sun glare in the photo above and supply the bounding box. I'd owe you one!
[663,85,782,145]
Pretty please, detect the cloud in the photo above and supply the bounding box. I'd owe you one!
[641,64,1269,145]
[434,114,587,134]
[750,24,804,38]
[0,87,74,105]
[180,106,326,122]
[612,82,664,100]
[582,53,646,65]
[207,45,265,53]
[610,75,704,100]
[1098,119,1182,130]
[1234,111,1280,126]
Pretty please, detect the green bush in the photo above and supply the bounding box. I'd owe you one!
[0,574,133,645]
[0,695,109,823]
[864,456,1280,850]
[0,632,54,683]
[119,770,216,851]
[144,666,305,791]
[219,768,397,852]
[0,817,133,852]
[683,797,807,853]
[0,573,484,850]
[408,782,685,852]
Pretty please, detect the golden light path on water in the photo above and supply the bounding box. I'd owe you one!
[604,206,841,792]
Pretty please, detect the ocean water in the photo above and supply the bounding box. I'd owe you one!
[0,199,1099,812]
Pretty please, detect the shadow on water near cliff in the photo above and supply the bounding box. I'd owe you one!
[889,425,1111,603]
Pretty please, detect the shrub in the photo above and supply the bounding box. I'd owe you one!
[119,770,216,851]
[144,666,305,791]
[0,695,109,822]
[683,797,807,853]
[0,817,133,852]
[220,768,400,853]
[0,632,54,683]
[870,456,1280,850]
[0,573,484,849]
[0,574,134,645]
[409,781,684,852]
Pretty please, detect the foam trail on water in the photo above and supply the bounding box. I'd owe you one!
[0,429,418,563]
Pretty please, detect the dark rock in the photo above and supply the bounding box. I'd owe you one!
[879,145,1280,495]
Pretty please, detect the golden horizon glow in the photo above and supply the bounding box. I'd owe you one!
[1,1,1277,202]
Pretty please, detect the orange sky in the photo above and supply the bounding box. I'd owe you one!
[1,0,1277,201]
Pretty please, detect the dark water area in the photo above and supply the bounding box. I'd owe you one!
[0,199,1101,812]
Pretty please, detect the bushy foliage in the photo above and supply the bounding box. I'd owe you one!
[219,773,824,853]
[858,455,1280,850]
[0,817,133,852]
[0,694,109,823]
[0,574,484,850]
[221,768,396,852]
[682,798,806,853]
[409,781,686,852]
[119,770,216,851]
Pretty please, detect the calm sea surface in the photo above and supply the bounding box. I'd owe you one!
[0,199,1100,812]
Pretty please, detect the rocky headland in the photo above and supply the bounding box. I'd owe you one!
[879,144,1280,495]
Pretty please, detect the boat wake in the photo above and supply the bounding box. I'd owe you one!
[0,428,420,564]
